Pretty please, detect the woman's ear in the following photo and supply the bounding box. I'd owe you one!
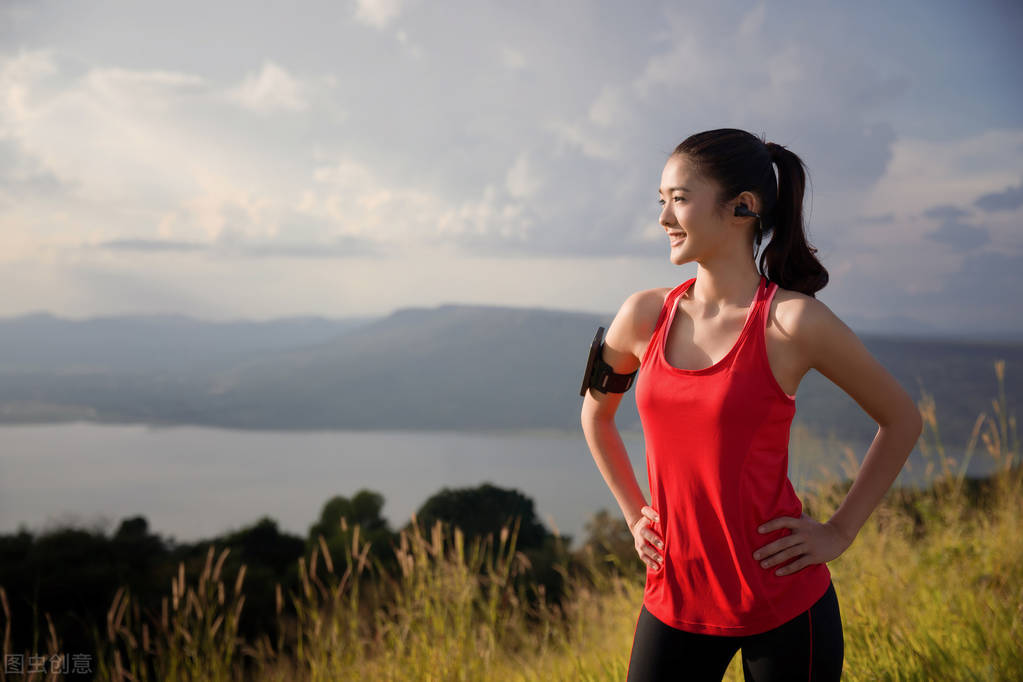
[737,190,759,215]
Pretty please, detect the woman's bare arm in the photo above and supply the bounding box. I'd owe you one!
[794,297,924,543]
[580,289,660,530]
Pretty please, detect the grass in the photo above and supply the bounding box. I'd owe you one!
[2,360,1020,681]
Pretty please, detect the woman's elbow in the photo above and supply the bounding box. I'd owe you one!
[881,402,923,439]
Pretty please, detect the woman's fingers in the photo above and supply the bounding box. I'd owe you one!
[635,506,664,569]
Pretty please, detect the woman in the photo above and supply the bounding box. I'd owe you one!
[580,128,923,681]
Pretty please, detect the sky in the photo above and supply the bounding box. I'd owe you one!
[1,0,1021,337]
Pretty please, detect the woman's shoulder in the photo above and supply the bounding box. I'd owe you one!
[770,283,846,346]
[623,286,675,325]
[612,286,676,351]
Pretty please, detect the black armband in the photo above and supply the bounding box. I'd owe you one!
[579,326,639,397]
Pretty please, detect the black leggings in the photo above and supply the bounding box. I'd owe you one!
[626,580,843,682]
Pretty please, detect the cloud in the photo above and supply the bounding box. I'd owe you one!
[499,46,526,70]
[96,238,206,252]
[921,205,990,250]
[91,234,381,259]
[353,0,403,29]
[0,52,221,205]
[738,2,767,37]
[0,48,59,126]
[0,51,365,253]
[861,129,1023,229]
[974,180,1023,212]
[922,205,970,221]
[908,248,1023,333]
[436,183,536,244]
[544,119,623,161]
[239,237,381,258]
[82,66,206,99]
[588,85,629,128]
[505,153,541,199]
[0,136,66,204]
[226,61,310,113]
[301,156,537,248]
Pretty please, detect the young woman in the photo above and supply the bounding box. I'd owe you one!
[580,128,923,681]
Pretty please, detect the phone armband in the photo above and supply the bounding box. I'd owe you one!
[579,325,639,397]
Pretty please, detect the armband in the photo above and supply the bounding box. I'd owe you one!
[579,325,639,397]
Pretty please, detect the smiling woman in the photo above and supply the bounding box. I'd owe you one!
[580,128,923,681]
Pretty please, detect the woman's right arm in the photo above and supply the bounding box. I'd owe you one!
[580,289,665,570]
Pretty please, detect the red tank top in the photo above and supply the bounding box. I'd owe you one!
[635,273,832,636]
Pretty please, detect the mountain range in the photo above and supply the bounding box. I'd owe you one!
[1,306,1020,449]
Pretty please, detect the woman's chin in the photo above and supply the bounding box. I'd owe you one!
[669,249,692,265]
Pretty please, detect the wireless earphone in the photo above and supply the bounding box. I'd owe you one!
[735,203,766,263]
[734,203,760,219]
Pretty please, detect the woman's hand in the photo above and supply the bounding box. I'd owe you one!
[752,513,853,576]
[631,505,664,571]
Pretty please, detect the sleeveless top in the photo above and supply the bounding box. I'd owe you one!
[634,273,832,636]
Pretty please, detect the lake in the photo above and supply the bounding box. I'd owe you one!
[0,421,977,551]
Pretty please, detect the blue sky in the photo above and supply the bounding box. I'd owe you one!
[1,0,1021,336]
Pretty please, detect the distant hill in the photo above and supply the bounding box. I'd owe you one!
[0,306,1019,447]
[0,312,375,373]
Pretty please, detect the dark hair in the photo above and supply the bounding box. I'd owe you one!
[672,128,828,297]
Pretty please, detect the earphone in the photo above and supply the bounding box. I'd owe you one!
[734,203,760,219]
[735,203,765,263]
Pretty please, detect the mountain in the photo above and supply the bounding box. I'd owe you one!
[0,312,374,373]
[0,306,1020,447]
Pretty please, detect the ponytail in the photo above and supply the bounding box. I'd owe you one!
[759,141,828,297]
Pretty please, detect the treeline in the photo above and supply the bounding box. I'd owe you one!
[0,482,636,675]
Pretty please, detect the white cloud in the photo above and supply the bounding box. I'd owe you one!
[505,153,541,199]
[304,157,535,243]
[82,67,205,99]
[226,60,309,113]
[633,22,715,99]
[863,129,1023,225]
[588,85,628,128]
[499,46,526,70]
[437,183,533,241]
[0,48,58,126]
[738,2,767,38]
[303,158,448,239]
[0,54,219,206]
[354,0,403,29]
[545,119,622,161]
[0,53,324,254]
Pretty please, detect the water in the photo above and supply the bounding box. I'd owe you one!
[0,422,648,551]
[0,422,995,551]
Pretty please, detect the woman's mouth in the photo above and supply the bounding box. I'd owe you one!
[669,233,686,246]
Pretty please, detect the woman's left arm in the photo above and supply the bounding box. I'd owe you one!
[801,298,924,544]
[753,297,924,575]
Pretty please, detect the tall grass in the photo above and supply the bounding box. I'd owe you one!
[1,360,1019,680]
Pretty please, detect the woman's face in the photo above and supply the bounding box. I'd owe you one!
[657,154,729,266]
